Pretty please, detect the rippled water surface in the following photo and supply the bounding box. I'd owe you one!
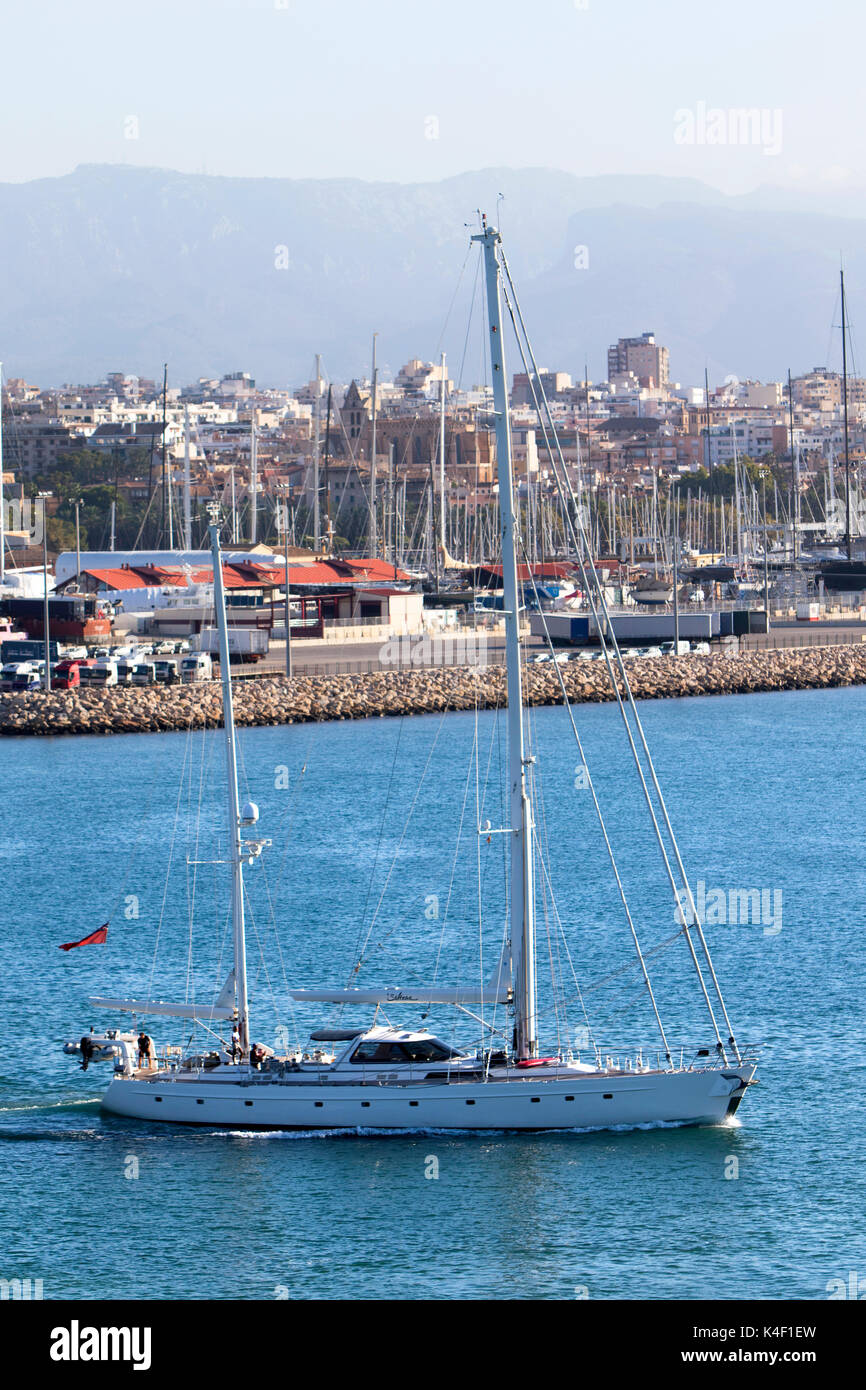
[1,686,863,1299]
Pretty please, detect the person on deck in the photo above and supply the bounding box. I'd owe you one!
[230,1025,241,1064]
[79,1034,94,1072]
[137,1031,152,1071]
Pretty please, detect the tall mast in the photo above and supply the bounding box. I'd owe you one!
[324,385,333,553]
[439,350,447,559]
[841,268,852,563]
[183,405,192,552]
[704,367,711,476]
[208,505,250,1054]
[42,502,50,691]
[474,219,537,1060]
[0,360,4,585]
[369,334,378,556]
[787,368,796,563]
[250,411,258,545]
[313,354,322,552]
[161,363,168,545]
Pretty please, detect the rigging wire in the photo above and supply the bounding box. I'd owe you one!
[497,242,737,1061]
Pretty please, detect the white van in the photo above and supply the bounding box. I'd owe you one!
[180,652,213,684]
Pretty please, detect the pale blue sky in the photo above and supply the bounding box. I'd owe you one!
[1,0,861,201]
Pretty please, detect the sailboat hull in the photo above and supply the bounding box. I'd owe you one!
[101,1064,756,1132]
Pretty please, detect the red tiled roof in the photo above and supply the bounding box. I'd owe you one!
[341,557,413,582]
[86,559,412,594]
[81,567,150,589]
[129,565,190,587]
[283,562,354,586]
[130,564,278,590]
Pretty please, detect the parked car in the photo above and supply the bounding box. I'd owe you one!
[690,641,711,655]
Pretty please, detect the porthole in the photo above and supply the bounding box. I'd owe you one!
[195,1098,203,1105]
[314,1101,323,1108]
[465,1099,475,1106]
[244,1100,253,1107]
[565,1096,574,1101]
[530,1097,540,1103]
[155,1096,163,1103]
[409,1101,419,1107]
[603,1093,613,1100]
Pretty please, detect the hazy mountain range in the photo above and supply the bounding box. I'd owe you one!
[0,163,863,390]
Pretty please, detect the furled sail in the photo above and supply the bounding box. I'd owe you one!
[90,970,237,1021]
[89,998,236,1020]
[289,986,510,1005]
[290,948,513,1007]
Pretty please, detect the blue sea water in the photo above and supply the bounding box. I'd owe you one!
[0,686,863,1301]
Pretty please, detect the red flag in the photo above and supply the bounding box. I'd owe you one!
[59,924,109,951]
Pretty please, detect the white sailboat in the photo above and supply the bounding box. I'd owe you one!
[67,220,757,1131]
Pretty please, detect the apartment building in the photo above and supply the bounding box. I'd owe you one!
[607,332,670,389]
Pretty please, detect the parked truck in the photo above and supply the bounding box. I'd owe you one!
[152,658,178,685]
[130,662,156,687]
[80,660,118,688]
[53,660,81,690]
[195,628,268,664]
[180,652,213,683]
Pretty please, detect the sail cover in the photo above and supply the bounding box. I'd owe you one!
[90,969,237,1021]
[289,986,510,1005]
[89,998,236,1020]
[291,949,513,1007]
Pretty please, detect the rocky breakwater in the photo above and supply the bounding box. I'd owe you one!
[2,644,866,738]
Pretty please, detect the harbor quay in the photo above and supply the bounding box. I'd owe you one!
[2,642,866,737]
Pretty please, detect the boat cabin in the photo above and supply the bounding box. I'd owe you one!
[328,1027,472,1073]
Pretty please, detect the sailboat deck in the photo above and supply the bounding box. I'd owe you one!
[140,1056,758,1088]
